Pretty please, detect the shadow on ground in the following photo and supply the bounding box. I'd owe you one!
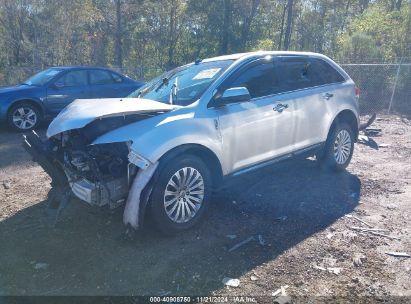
[0,157,360,296]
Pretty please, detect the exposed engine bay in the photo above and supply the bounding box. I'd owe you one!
[23,113,160,210]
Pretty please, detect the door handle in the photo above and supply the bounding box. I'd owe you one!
[273,103,289,113]
[323,93,334,100]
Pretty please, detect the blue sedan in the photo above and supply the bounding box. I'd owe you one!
[0,67,144,131]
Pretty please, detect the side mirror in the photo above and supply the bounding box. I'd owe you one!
[218,87,251,106]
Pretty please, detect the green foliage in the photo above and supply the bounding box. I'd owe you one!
[0,0,409,85]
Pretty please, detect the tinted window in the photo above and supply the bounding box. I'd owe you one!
[308,58,345,85]
[276,57,313,92]
[227,62,279,98]
[90,70,115,85]
[111,72,123,83]
[276,57,345,92]
[56,70,88,86]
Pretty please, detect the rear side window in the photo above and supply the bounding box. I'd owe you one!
[309,58,345,85]
[276,57,314,92]
[90,70,115,85]
[276,57,345,93]
[227,62,279,98]
[111,72,123,83]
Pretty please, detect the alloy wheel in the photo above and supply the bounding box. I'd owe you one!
[163,167,205,223]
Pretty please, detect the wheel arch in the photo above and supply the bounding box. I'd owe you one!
[157,143,224,188]
[8,98,45,119]
[329,109,359,142]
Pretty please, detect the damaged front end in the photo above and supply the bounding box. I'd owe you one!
[23,99,173,227]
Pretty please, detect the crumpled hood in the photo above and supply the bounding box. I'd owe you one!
[47,97,176,138]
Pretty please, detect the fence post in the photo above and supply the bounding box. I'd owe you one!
[388,60,402,114]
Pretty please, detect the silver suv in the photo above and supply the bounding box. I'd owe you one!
[24,51,360,234]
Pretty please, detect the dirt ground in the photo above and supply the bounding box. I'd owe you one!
[0,115,410,302]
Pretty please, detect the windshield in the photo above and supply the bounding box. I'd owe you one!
[23,68,63,86]
[129,60,233,106]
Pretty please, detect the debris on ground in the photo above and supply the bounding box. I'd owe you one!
[378,143,391,148]
[313,264,343,275]
[222,277,240,287]
[228,236,254,252]
[33,262,49,270]
[385,252,410,258]
[326,232,334,239]
[345,214,373,227]
[274,216,288,222]
[350,226,388,232]
[2,180,11,189]
[272,285,289,297]
[250,275,258,281]
[353,253,366,267]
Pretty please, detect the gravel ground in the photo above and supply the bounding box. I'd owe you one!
[0,115,410,302]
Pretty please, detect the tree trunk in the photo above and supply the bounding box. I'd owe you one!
[278,2,287,50]
[114,0,123,69]
[167,0,177,69]
[240,0,260,51]
[283,0,294,50]
[220,0,231,54]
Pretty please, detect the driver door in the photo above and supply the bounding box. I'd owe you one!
[46,70,90,114]
[215,59,296,173]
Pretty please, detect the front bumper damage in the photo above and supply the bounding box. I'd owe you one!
[23,131,158,229]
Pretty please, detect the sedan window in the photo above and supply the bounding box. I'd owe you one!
[56,70,88,87]
[23,68,63,86]
[90,70,115,85]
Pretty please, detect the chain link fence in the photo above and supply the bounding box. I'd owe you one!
[1,62,411,115]
[340,63,411,115]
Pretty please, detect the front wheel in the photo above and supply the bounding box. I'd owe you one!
[318,123,355,171]
[149,155,211,235]
[7,103,41,131]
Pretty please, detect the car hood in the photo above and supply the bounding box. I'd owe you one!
[0,84,35,94]
[47,98,177,138]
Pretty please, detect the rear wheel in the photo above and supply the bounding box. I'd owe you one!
[7,103,41,131]
[149,154,211,235]
[318,122,354,171]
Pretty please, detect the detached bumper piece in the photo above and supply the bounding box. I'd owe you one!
[22,131,71,226]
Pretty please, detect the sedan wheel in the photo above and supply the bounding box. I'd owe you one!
[8,103,40,131]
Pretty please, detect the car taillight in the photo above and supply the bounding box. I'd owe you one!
[355,86,361,97]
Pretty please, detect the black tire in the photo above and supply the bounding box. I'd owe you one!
[149,154,211,235]
[318,122,355,171]
[7,102,41,132]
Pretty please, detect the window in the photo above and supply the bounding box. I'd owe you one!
[308,58,345,86]
[90,70,115,85]
[111,72,123,83]
[276,57,346,93]
[56,70,88,87]
[227,62,279,99]
[276,57,314,92]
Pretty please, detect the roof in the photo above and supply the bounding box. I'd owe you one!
[203,51,325,62]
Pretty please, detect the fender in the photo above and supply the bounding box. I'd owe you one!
[92,107,228,174]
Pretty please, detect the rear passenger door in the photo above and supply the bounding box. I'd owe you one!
[89,69,125,98]
[274,56,345,151]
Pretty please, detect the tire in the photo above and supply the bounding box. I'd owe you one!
[149,154,211,235]
[7,102,41,131]
[318,122,355,171]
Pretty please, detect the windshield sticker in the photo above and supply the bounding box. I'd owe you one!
[193,68,221,80]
